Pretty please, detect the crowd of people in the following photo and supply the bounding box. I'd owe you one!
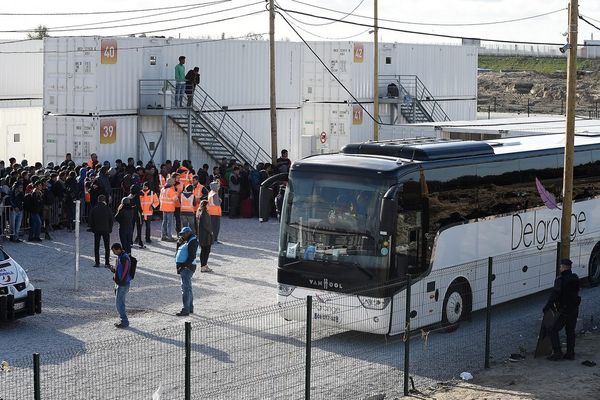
[0,150,292,326]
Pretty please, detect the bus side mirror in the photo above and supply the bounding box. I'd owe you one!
[259,172,288,223]
[379,185,398,235]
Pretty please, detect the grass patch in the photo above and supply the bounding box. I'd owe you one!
[479,55,600,74]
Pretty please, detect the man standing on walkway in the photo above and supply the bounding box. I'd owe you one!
[207,180,222,243]
[175,56,186,108]
[545,258,581,361]
[110,243,131,329]
[89,194,113,268]
[8,182,24,242]
[185,67,200,107]
[175,227,198,316]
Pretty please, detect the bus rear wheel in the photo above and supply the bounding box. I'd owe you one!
[588,243,600,286]
[442,281,471,327]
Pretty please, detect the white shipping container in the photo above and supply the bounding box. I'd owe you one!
[44,37,303,115]
[227,109,302,163]
[162,40,303,108]
[0,40,44,100]
[0,105,43,163]
[43,114,138,165]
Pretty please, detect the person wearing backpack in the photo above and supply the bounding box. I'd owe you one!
[109,243,133,329]
[175,227,198,316]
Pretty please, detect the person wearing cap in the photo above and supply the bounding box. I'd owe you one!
[115,196,135,254]
[207,180,222,243]
[8,181,25,242]
[24,180,44,242]
[160,178,179,241]
[175,56,186,107]
[175,226,198,316]
[544,258,581,361]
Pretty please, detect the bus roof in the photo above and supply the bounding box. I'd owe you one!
[488,133,600,154]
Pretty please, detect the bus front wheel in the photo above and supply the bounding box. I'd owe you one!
[588,243,600,286]
[442,280,472,327]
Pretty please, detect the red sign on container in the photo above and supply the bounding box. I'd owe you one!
[353,43,364,63]
[320,131,327,144]
[101,39,118,64]
[100,119,117,144]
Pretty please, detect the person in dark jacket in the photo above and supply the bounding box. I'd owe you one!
[64,171,79,231]
[175,227,198,316]
[109,242,131,329]
[115,197,135,255]
[544,258,581,361]
[24,181,44,242]
[129,184,145,249]
[195,200,214,273]
[9,182,25,242]
[185,67,200,107]
[89,195,114,268]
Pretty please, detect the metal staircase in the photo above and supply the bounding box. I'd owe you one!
[139,80,270,165]
[379,75,451,124]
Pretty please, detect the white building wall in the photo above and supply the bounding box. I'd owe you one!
[43,114,138,165]
[0,40,44,100]
[0,105,43,163]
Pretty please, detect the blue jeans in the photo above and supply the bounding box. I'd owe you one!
[29,212,41,239]
[180,268,194,313]
[175,82,185,107]
[162,212,174,237]
[115,284,130,326]
[10,209,23,240]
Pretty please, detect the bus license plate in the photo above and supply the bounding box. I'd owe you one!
[13,302,26,311]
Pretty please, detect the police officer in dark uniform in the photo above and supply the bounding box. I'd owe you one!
[544,258,581,361]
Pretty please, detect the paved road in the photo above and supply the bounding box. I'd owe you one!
[1,218,599,399]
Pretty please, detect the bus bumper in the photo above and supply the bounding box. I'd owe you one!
[277,287,391,335]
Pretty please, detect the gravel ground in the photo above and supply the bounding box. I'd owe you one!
[1,218,599,399]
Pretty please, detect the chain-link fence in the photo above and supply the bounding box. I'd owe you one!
[478,95,600,119]
[2,238,599,399]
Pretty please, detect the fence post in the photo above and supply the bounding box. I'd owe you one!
[493,97,497,112]
[556,242,561,277]
[33,353,40,400]
[527,98,530,117]
[485,257,493,369]
[561,98,565,115]
[74,200,80,291]
[487,105,491,119]
[305,296,313,400]
[403,274,412,397]
[185,321,191,400]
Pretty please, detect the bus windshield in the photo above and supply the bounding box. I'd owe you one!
[280,171,390,273]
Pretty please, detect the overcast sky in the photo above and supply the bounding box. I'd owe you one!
[1,0,600,47]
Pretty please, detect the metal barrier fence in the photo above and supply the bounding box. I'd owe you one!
[3,233,600,399]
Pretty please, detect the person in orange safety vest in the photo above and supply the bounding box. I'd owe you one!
[180,184,197,229]
[140,181,160,243]
[206,180,222,243]
[160,178,179,241]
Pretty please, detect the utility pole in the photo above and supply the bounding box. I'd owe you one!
[269,0,278,165]
[561,0,578,259]
[373,0,379,141]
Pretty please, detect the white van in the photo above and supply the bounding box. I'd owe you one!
[0,248,41,321]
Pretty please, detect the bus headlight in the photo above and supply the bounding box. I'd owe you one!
[358,296,391,310]
[278,284,296,297]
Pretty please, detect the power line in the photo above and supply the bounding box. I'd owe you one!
[282,0,366,27]
[40,3,219,31]
[276,11,381,126]
[0,11,267,53]
[277,5,600,46]
[580,15,600,32]
[289,0,566,27]
[0,32,269,54]
[277,7,371,40]
[0,1,264,33]
[582,13,600,25]
[0,1,228,16]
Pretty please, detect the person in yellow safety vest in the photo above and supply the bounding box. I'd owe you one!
[160,178,179,241]
[180,184,196,229]
[207,180,222,244]
[191,175,208,212]
[140,182,160,243]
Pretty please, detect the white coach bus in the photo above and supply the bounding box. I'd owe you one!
[260,134,600,335]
